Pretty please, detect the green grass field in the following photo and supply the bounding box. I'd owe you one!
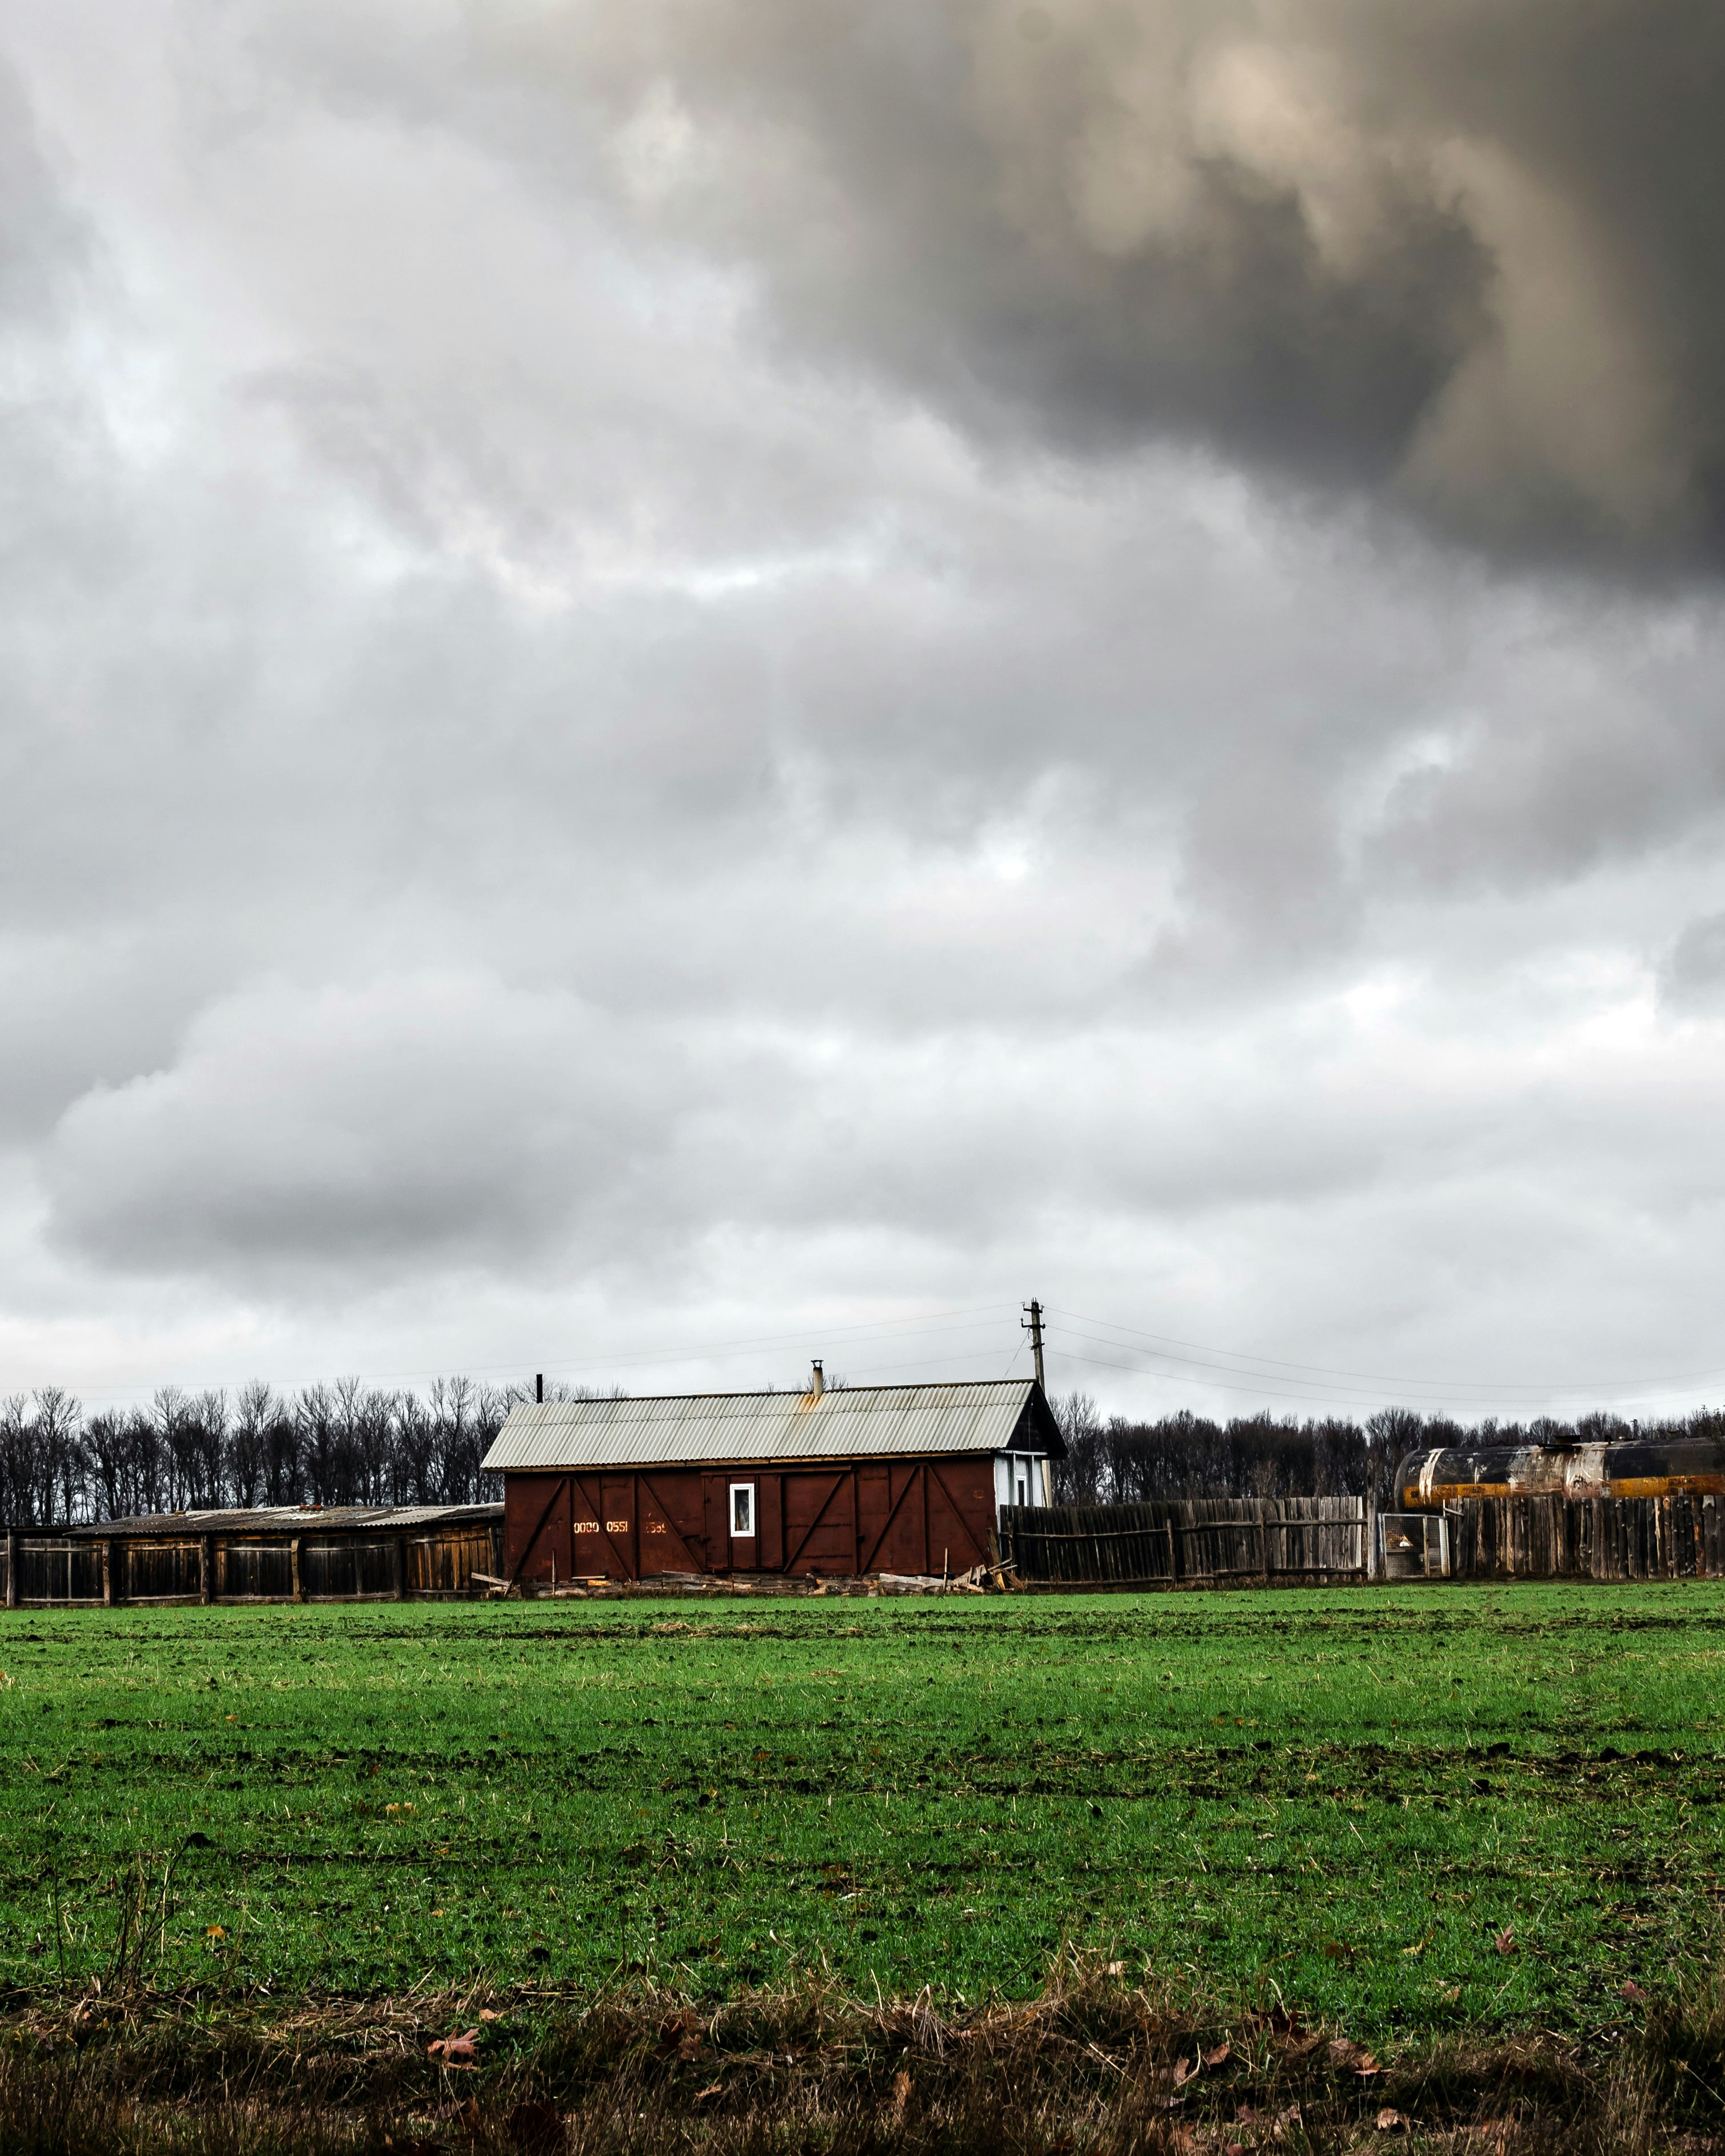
[2,1585,1722,2040]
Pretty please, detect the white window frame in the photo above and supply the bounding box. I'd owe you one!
[995,1452,1048,1518]
[729,1482,756,1538]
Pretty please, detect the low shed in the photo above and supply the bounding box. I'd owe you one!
[2,1503,504,1607]
[483,1377,1063,1586]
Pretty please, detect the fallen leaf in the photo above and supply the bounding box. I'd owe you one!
[428,2029,480,2067]
[1495,1926,1516,1955]
[1173,2056,1197,2087]
[1376,2106,1408,2130]
[1203,2042,1231,2069]
[479,2008,505,2022]
[1622,1981,1648,2003]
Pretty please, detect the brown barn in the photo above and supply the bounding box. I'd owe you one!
[484,1375,1063,1586]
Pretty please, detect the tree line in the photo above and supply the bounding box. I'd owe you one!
[0,1378,530,1526]
[1048,1399,1725,1512]
[11,1378,1715,1528]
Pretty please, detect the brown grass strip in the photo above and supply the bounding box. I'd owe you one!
[0,1953,1721,2153]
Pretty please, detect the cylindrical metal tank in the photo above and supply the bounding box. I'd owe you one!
[1396,1438,1725,1509]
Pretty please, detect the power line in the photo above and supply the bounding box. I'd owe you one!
[1048,1335,1725,1417]
[1049,1305,1725,1405]
[1049,1344,1412,1411]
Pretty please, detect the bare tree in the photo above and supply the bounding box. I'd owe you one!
[296,1385,339,1505]
[31,1389,83,1521]
[82,1410,133,1521]
[227,1382,273,1508]
[0,1394,41,1525]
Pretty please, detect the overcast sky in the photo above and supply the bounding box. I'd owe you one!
[4,0,1725,1422]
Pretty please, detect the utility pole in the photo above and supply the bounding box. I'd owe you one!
[1022,1299,1045,1391]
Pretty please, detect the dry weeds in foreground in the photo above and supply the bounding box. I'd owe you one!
[0,1954,1722,2154]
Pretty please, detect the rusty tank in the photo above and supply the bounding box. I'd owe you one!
[1396,1437,1725,1510]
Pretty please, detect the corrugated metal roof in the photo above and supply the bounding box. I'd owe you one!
[71,1503,501,1539]
[482,1381,1054,1474]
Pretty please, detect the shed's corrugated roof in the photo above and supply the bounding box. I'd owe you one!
[72,1503,502,1539]
[482,1381,1056,1473]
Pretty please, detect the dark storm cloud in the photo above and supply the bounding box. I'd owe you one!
[441,0,1725,561]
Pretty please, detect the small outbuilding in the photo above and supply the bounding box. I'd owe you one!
[3,1503,504,1607]
[482,1376,1063,1586]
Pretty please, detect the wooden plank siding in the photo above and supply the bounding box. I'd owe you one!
[1000,1498,1369,1588]
[0,1518,504,1607]
[1446,1492,1725,1580]
[1005,1493,1725,1589]
[501,1457,999,1585]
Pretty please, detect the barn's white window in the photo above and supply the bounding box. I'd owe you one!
[729,1482,756,1537]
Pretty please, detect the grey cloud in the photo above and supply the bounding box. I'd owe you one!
[1663,913,1725,1011]
[3,6,1725,1419]
[43,975,680,1276]
[0,56,87,324]
[1361,602,1725,893]
[406,0,1725,562]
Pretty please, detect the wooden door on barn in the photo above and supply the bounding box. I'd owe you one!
[510,1472,577,1584]
[856,1466,905,1573]
[921,1462,988,1574]
[636,1474,703,1575]
[566,1472,618,1579]
[782,1469,856,1576]
[853,1462,993,1575]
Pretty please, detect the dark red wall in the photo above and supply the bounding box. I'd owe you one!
[502,1458,998,1583]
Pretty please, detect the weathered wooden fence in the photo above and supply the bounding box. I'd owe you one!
[1448,1493,1725,1581]
[1000,1497,1369,1589]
